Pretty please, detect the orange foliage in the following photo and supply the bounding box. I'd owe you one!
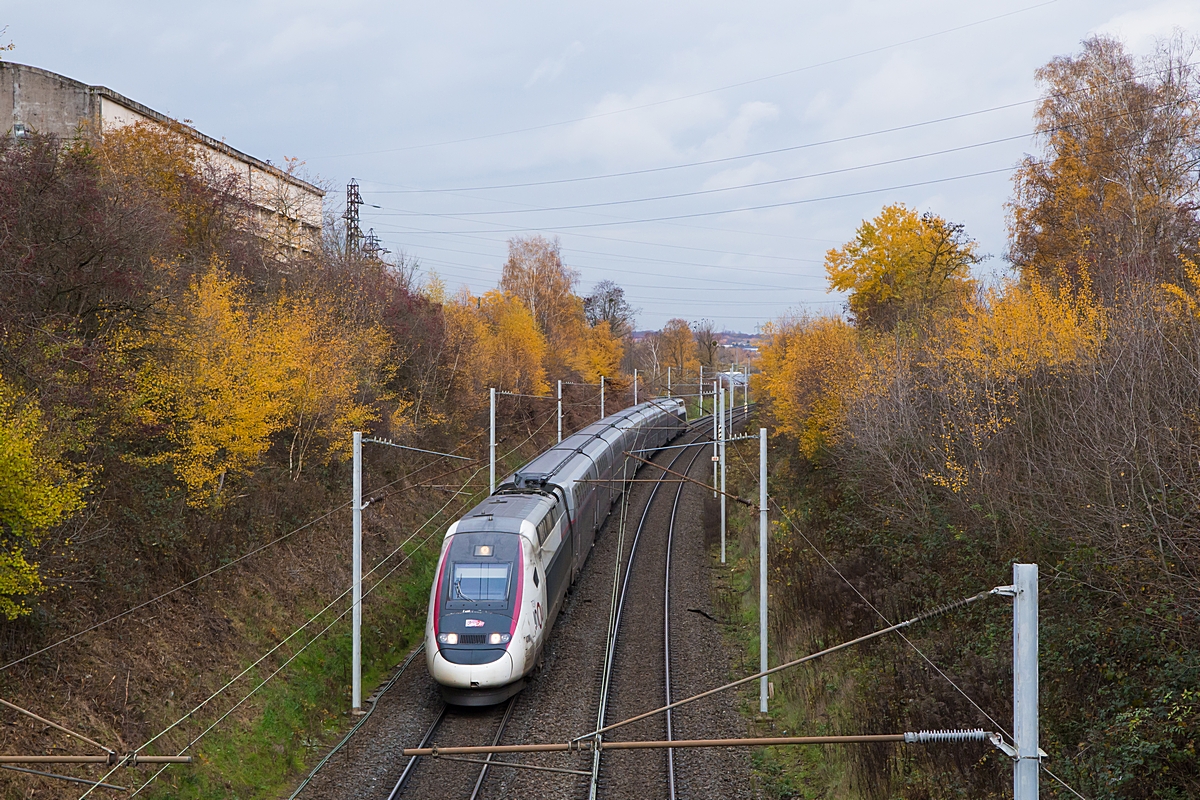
[757,316,865,460]
[125,260,385,504]
[444,290,549,397]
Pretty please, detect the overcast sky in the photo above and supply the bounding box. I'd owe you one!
[5,1,1199,329]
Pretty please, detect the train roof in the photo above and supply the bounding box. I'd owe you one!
[505,399,683,489]
[454,493,554,533]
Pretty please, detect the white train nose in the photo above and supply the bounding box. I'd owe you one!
[428,649,514,688]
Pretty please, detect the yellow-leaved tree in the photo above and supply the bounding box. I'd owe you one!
[659,318,700,375]
[142,263,286,502]
[570,321,623,383]
[267,294,387,480]
[826,203,980,330]
[130,260,384,504]
[444,290,549,396]
[757,317,865,460]
[0,375,88,618]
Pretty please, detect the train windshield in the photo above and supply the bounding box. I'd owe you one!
[450,563,511,602]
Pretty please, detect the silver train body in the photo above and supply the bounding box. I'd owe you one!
[424,398,688,705]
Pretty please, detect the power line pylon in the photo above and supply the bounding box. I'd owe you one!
[344,179,363,256]
[363,227,389,259]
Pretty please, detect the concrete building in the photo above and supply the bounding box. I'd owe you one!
[1,61,324,253]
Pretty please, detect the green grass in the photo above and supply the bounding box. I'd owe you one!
[715,479,856,799]
[144,543,438,799]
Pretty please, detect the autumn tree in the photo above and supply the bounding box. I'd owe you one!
[757,316,864,460]
[584,279,637,338]
[825,203,980,330]
[1008,34,1200,294]
[659,318,699,374]
[500,236,583,357]
[0,375,87,618]
[126,261,385,504]
[692,319,720,369]
[95,119,247,260]
[443,289,549,398]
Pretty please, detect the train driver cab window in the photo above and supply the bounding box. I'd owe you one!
[450,563,511,602]
[535,515,552,545]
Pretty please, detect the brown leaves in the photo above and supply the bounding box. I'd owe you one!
[1008,34,1200,295]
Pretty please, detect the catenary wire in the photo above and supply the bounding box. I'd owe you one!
[1042,765,1091,800]
[0,441,483,673]
[724,437,1011,737]
[84,477,481,800]
[89,410,563,798]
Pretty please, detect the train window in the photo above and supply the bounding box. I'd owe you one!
[536,516,552,545]
[450,563,511,601]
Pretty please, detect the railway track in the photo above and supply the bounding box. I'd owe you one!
[333,404,749,800]
[386,696,518,799]
[590,406,747,799]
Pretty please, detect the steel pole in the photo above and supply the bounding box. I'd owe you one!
[633,368,638,404]
[719,386,727,564]
[667,366,672,398]
[759,427,768,713]
[352,431,363,713]
[557,379,562,444]
[744,365,749,410]
[1014,563,1039,800]
[600,375,605,418]
[712,381,718,498]
[699,366,704,418]
[489,387,496,494]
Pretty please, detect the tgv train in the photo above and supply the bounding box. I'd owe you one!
[425,398,688,705]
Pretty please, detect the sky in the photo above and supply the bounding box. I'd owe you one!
[5,1,1200,330]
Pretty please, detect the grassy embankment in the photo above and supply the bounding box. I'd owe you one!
[148,444,544,799]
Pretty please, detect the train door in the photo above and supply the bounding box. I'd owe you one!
[539,505,571,626]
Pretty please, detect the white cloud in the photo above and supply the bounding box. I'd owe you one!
[1093,1,1200,53]
[526,41,585,88]
[697,101,779,157]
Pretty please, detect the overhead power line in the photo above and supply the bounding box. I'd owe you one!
[316,0,1058,158]
[368,106,1035,194]
[403,251,825,289]
[387,166,1015,235]
[374,220,833,261]
[372,133,1030,219]
[370,96,1188,223]
[358,47,1185,197]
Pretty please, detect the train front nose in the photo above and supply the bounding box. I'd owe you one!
[428,648,514,687]
[428,531,525,704]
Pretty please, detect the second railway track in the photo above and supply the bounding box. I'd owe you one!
[296,406,757,800]
[589,407,748,799]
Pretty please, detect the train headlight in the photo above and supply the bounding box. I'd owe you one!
[438,632,458,645]
[488,632,511,645]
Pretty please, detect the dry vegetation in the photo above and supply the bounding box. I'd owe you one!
[751,36,1200,799]
[0,120,643,798]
